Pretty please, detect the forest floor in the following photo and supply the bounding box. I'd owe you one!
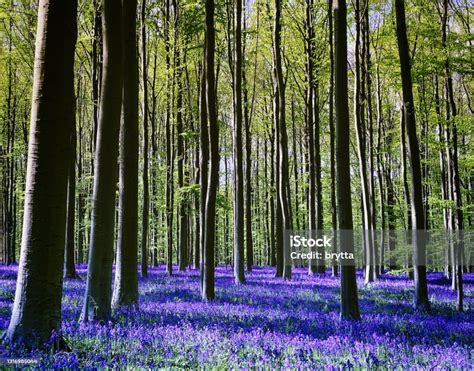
[0,265,473,368]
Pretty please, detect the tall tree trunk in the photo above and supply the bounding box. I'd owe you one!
[112,0,139,309]
[273,75,283,276]
[274,0,291,280]
[64,122,78,279]
[364,1,378,278]
[165,0,174,275]
[232,0,245,284]
[193,64,202,269]
[81,0,123,321]
[201,0,218,300]
[328,0,338,277]
[305,0,317,275]
[6,0,77,346]
[394,0,429,311]
[77,111,85,265]
[243,11,254,272]
[354,0,374,284]
[334,0,360,320]
[174,0,188,272]
[199,62,208,290]
[140,0,149,278]
[440,0,463,310]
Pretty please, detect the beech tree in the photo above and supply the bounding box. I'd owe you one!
[5,0,77,346]
[233,0,246,284]
[81,0,123,321]
[112,0,139,309]
[201,0,218,301]
[334,0,360,320]
[394,0,429,310]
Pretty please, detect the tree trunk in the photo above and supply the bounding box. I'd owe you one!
[165,0,174,276]
[354,0,374,284]
[6,0,77,346]
[112,0,139,309]
[328,0,338,277]
[81,0,123,321]
[232,0,245,284]
[334,0,360,320]
[140,0,149,278]
[174,0,188,272]
[305,0,317,275]
[64,122,78,279]
[274,0,291,280]
[394,0,429,310]
[201,0,218,300]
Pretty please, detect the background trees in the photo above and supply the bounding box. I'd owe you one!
[0,0,472,345]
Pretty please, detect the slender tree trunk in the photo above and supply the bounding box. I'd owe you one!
[334,0,360,320]
[394,0,429,310]
[305,0,317,275]
[354,0,374,284]
[274,0,291,280]
[232,0,245,284]
[140,0,149,278]
[81,0,123,321]
[77,113,84,265]
[6,0,77,346]
[243,13,254,272]
[112,0,139,309]
[174,0,188,272]
[273,77,283,276]
[165,0,174,275]
[364,2,378,278]
[193,65,202,270]
[201,0,218,300]
[64,122,78,279]
[199,62,208,290]
[328,0,338,277]
[440,0,463,310]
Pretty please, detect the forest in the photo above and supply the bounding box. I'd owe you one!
[0,0,472,368]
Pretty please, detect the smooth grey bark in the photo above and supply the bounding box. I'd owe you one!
[233,0,246,284]
[81,0,123,322]
[328,0,338,277]
[141,0,149,278]
[165,0,174,275]
[305,0,317,275]
[353,0,375,284]
[273,0,291,280]
[199,61,208,291]
[440,0,463,311]
[112,0,139,309]
[6,0,77,346]
[394,0,429,310]
[174,0,188,272]
[201,0,218,300]
[334,0,360,320]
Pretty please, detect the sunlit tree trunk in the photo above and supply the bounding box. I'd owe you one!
[6,0,77,346]
[233,0,245,284]
[273,0,291,280]
[334,0,360,320]
[201,0,218,300]
[140,0,149,278]
[81,0,123,321]
[394,0,429,311]
[112,0,139,309]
